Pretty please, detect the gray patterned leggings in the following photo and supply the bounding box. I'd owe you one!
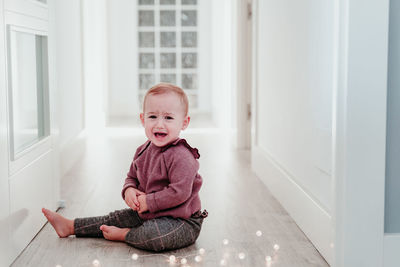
[74,209,207,252]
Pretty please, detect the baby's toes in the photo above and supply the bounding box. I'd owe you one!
[101,229,111,240]
[103,232,109,240]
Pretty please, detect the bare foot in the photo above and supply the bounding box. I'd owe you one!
[100,225,130,241]
[42,208,74,237]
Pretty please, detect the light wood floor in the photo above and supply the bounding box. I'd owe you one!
[12,128,329,267]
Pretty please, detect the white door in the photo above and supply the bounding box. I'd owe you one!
[0,0,59,265]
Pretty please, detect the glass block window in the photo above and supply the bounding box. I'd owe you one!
[137,0,199,109]
[139,0,154,4]
[139,11,155,26]
[139,32,155,47]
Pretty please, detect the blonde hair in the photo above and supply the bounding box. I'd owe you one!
[143,83,189,116]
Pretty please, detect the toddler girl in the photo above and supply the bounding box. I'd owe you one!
[42,83,207,252]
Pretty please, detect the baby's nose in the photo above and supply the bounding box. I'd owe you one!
[155,118,165,127]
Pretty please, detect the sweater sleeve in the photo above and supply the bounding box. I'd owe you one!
[146,148,198,213]
[121,142,149,199]
[121,161,140,199]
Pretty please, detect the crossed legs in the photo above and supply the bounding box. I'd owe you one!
[42,208,204,252]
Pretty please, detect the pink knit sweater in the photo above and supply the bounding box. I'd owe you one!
[121,138,202,220]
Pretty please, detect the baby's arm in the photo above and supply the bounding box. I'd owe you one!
[137,194,148,213]
[122,155,144,210]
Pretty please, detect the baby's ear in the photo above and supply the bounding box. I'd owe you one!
[182,116,190,130]
[140,113,145,126]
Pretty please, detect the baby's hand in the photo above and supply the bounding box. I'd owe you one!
[137,195,149,214]
[124,187,145,211]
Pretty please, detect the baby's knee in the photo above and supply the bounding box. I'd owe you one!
[124,220,200,252]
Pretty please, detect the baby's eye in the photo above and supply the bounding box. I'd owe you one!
[148,115,157,119]
[165,116,174,120]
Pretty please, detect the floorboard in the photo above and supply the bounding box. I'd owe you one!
[12,128,329,267]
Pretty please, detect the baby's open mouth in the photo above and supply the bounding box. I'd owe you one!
[154,132,167,137]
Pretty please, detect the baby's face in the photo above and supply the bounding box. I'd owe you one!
[140,92,190,147]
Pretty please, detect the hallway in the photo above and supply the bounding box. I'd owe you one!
[12,128,328,267]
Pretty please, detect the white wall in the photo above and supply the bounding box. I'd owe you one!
[211,0,235,129]
[197,0,212,115]
[107,0,139,120]
[252,0,335,263]
[55,0,85,175]
[56,0,84,145]
[82,0,108,128]
[256,0,334,210]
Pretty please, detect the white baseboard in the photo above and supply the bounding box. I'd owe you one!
[60,130,87,176]
[384,234,400,267]
[252,146,333,265]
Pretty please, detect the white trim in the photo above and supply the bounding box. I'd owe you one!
[5,0,48,21]
[28,0,47,8]
[5,24,52,175]
[7,24,47,36]
[5,10,48,32]
[252,146,333,264]
[384,234,400,267]
[47,0,60,215]
[0,0,12,264]
[80,0,86,129]
[8,137,52,176]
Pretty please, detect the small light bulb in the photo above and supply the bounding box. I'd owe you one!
[220,259,227,266]
[131,253,139,260]
[169,255,176,263]
[92,259,100,266]
[195,255,202,262]
[180,258,187,265]
[273,244,280,251]
[222,239,229,245]
[330,242,335,248]
[256,230,262,237]
[238,252,246,260]
[265,255,272,262]
[199,248,205,255]
[56,265,62,267]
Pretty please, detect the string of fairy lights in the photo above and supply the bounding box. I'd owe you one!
[54,230,280,266]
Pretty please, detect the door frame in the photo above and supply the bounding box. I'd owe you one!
[0,0,11,264]
[236,0,252,149]
[333,0,389,266]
